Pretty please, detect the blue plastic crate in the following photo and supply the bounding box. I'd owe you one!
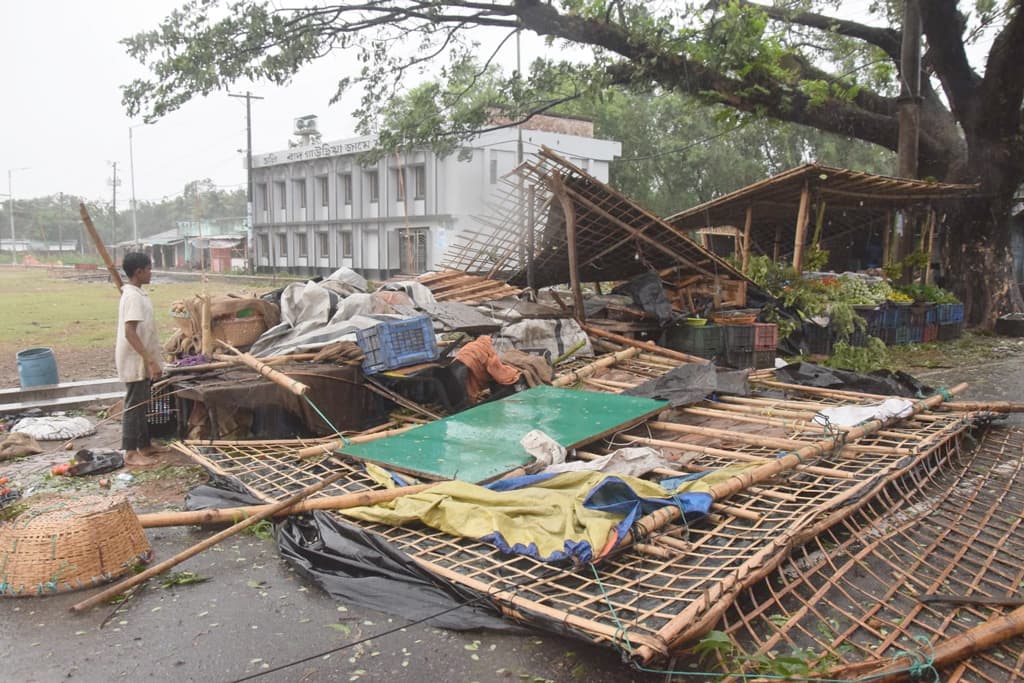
[357,316,438,374]
[937,303,964,324]
[909,305,938,326]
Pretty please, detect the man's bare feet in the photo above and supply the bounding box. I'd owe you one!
[124,449,158,466]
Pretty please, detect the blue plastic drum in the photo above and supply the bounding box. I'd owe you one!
[16,347,59,388]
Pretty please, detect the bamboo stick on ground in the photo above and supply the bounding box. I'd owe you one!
[826,603,1024,683]
[552,348,641,387]
[72,469,352,612]
[136,483,436,528]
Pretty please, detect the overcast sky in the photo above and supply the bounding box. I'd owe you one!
[0,1,455,205]
[0,2,993,207]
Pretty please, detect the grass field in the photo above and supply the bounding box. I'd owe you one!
[0,268,281,384]
[0,269,277,348]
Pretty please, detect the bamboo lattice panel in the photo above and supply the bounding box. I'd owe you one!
[177,381,981,666]
[439,147,752,289]
[714,423,1024,682]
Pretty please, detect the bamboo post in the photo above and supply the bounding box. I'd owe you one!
[581,323,708,364]
[71,469,351,612]
[810,197,827,250]
[213,342,310,396]
[78,202,123,291]
[791,180,811,271]
[924,208,936,283]
[200,295,213,356]
[740,206,753,272]
[136,482,437,528]
[882,210,892,267]
[550,173,586,321]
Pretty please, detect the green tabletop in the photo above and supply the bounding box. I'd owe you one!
[339,385,667,483]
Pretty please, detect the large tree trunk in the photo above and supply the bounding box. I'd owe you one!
[941,202,1019,328]
[940,137,1024,328]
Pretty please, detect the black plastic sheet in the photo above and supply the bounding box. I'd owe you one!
[774,362,934,397]
[185,473,519,632]
[623,363,751,406]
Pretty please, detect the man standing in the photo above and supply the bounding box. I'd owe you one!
[116,252,164,465]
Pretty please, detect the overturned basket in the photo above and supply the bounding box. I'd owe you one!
[0,496,151,597]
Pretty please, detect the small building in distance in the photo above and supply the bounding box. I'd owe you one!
[250,114,621,279]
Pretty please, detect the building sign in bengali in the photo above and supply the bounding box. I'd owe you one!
[253,136,377,167]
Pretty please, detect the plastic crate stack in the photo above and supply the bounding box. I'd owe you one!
[663,323,723,361]
[847,306,885,347]
[356,316,439,374]
[937,303,965,340]
[723,323,776,369]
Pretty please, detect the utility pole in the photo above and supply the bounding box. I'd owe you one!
[108,161,121,251]
[229,91,264,274]
[129,125,145,248]
[8,167,30,265]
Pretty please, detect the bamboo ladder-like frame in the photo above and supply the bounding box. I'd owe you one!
[173,348,982,666]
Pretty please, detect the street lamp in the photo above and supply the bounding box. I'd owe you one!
[8,167,29,265]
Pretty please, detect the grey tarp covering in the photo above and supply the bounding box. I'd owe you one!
[185,473,518,631]
[491,318,594,361]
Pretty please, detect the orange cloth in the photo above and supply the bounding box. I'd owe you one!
[454,335,521,402]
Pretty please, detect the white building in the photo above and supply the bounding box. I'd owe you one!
[250,115,621,279]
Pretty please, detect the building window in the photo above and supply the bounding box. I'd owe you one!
[366,171,379,203]
[341,231,353,258]
[318,176,329,207]
[294,179,307,210]
[258,233,269,257]
[394,169,406,203]
[317,232,329,259]
[399,228,429,274]
[489,159,498,184]
[277,233,288,257]
[257,183,268,212]
[296,232,308,259]
[341,174,352,205]
[275,181,286,209]
[413,165,426,200]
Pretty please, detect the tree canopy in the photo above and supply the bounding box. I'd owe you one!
[122,1,1024,324]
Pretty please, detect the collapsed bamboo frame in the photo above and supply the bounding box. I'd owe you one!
[171,351,983,668]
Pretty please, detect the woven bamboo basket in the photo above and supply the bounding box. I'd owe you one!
[211,316,266,348]
[0,496,151,597]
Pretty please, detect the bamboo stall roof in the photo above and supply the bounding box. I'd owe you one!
[439,147,755,290]
[719,424,1024,682]
[175,350,991,671]
[415,270,523,304]
[665,163,979,262]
